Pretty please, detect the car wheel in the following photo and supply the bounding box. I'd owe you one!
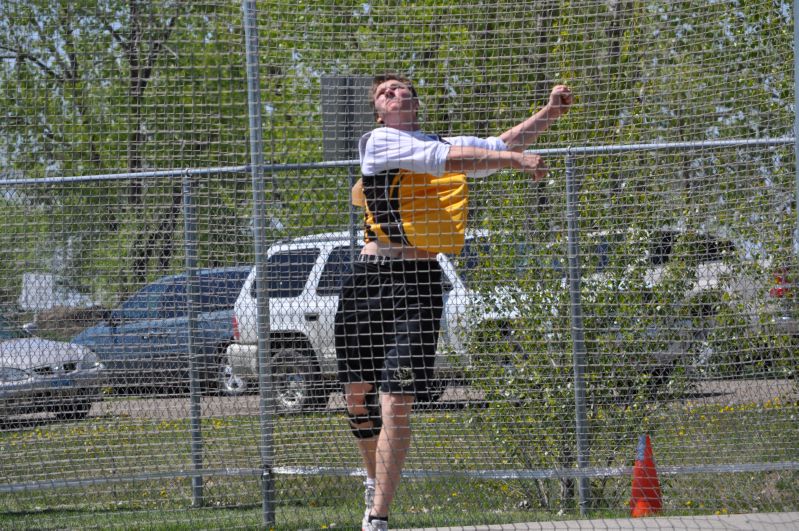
[686,320,716,377]
[498,324,527,376]
[216,355,248,396]
[54,400,92,421]
[642,321,692,394]
[270,348,321,414]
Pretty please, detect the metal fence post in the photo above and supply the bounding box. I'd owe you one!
[346,77,360,261]
[242,0,276,526]
[794,0,799,256]
[564,151,591,514]
[182,169,204,507]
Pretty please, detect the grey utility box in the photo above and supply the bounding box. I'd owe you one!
[321,76,375,161]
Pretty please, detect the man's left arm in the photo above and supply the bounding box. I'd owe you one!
[499,85,572,152]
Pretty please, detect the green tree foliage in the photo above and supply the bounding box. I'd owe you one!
[0,0,253,302]
[1,1,793,296]
[0,2,794,510]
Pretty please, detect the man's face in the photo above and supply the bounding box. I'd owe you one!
[372,80,418,127]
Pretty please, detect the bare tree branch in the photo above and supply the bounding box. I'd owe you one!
[0,43,61,80]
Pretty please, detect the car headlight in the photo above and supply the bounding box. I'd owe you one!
[78,351,104,370]
[0,366,31,383]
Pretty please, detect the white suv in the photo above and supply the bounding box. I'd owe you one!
[223,230,522,412]
[224,227,782,411]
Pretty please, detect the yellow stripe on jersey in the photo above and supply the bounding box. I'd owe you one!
[362,169,468,255]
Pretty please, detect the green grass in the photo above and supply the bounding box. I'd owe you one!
[0,398,797,529]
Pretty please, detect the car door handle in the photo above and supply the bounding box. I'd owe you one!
[304,313,319,322]
[143,331,170,339]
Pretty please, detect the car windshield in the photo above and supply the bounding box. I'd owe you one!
[119,269,249,320]
[317,245,361,296]
[586,229,736,272]
[0,316,26,340]
[120,280,178,320]
[195,270,251,312]
[252,248,320,298]
[453,237,534,287]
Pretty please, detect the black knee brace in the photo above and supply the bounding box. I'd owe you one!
[348,392,382,439]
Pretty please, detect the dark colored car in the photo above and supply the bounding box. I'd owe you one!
[71,267,250,393]
[0,315,104,422]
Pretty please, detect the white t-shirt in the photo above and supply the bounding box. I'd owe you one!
[358,127,508,178]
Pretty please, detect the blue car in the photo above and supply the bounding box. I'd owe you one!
[72,267,250,394]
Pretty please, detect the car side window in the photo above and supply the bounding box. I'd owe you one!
[689,236,734,263]
[197,271,250,313]
[452,239,482,287]
[121,282,169,320]
[252,249,320,298]
[317,246,361,296]
[649,231,676,266]
[159,281,188,319]
[595,238,611,272]
[440,267,454,292]
[663,232,735,264]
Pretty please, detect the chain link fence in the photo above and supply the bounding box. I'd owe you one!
[0,1,797,529]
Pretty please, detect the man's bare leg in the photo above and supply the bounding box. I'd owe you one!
[344,382,379,478]
[371,392,414,518]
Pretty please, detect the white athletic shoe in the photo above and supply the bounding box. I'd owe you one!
[363,517,388,531]
[361,482,375,531]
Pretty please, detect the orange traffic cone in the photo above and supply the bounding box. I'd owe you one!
[630,434,662,517]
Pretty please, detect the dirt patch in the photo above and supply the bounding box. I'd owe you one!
[684,379,797,407]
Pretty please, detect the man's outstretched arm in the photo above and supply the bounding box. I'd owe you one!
[444,145,549,180]
[499,85,572,152]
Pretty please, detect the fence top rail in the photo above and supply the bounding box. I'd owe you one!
[536,136,795,156]
[0,137,793,187]
[0,165,250,187]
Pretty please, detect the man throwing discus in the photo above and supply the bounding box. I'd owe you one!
[335,72,572,531]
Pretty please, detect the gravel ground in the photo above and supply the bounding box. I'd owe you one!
[90,379,797,420]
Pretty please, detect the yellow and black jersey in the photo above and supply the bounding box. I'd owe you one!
[356,127,507,254]
[361,168,469,254]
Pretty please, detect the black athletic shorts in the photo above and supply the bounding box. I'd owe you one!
[334,257,444,396]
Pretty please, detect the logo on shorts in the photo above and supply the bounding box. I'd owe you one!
[395,367,415,389]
